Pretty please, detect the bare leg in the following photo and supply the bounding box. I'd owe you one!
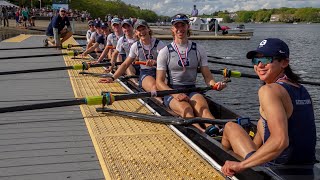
[222,122,257,158]
[169,99,194,118]
[189,93,215,130]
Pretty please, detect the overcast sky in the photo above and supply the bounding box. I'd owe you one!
[121,0,320,16]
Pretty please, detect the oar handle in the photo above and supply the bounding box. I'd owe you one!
[134,61,147,65]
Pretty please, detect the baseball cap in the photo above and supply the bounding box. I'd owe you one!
[88,20,94,26]
[101,22,108,29]
[94,20,101,27]
[121,19,133,27]
[59,7,66,12]
[171,14,190,25]
[111,18,121,25]
[246,38,290,59]
[134,19,149,29]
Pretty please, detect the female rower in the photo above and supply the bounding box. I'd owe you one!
[99,19,165,92]
[96,18,123,63]
[86,20,95,44]
[221,38,316,176]
[81,21,110,57]
[101,19,137,77]
[156,14,226,132]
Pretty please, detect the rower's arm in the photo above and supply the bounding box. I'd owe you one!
[97,46,110,62]
[156,70,172,91]
[240,84,289,169]
[200,66,216,86]
[87,38,94,50]
[112,57,135,80]
[83,43,99,55]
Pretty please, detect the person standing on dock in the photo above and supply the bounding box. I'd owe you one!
[95,17,123,62]
[99,19,165,92]
[44,7,73,48]
[156,14,226,132]
[221,38,316,176]
[191,5,198,17]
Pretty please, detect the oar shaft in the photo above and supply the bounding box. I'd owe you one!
[208,60,252,68]
[0,66,73,75]
[0,62,113,76]
[0,99,86,113]
[0,52,74,60]
[0,44,86,51]
[112,86,213,101]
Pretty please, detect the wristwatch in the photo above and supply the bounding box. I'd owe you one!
[111,76,115,81]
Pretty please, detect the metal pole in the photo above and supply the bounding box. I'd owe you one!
[39,0,41,9]
[214,19,218,36]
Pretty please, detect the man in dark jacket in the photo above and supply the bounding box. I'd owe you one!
[44,7,72,48]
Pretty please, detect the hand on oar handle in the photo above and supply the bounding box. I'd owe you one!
[134,60,156,67]
[99,77,115,83]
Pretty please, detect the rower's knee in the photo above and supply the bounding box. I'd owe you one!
[180,106,194,118]
[224,122,239,135]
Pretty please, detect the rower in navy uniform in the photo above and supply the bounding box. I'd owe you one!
[156,14,226,132]
[96,18,123,63]
[99,19,165,92]
[221,38,316,177]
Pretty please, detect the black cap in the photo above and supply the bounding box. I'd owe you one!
[134,19,149,29]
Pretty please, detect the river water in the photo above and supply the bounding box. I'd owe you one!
[192,23,320,148]
[1,23,319,148]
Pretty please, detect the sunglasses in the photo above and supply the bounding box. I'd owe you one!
[252,57,273,65]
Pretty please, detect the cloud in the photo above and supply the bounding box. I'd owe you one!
[120,0,320,16]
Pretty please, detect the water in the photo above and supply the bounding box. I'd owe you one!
[1,23,319,147]
[192,23,320,148]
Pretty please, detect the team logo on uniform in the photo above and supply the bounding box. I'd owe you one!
[145,53,154,60]
[178,58,190,67]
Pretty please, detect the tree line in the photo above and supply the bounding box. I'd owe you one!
[212,7,320,23]
[7,0,320,23]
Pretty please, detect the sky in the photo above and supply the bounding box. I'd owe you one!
[120,0,320,16]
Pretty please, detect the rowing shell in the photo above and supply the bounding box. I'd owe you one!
[108,77,320,180]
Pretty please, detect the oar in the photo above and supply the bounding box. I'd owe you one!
[0,44,86,51]
[96,107,236,125]
[211,68,320,86]
[0,85,222,113]
[0,62,121,75]
[0,50,103,60]
[79,71,139,80]
[0,50,79,60]
[207,55,237,59]
[208,59,252,68]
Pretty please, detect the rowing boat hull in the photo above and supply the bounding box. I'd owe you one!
[123,80,320,180]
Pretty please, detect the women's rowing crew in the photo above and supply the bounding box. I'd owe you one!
[99,19,165,92]
[98,15,226,133]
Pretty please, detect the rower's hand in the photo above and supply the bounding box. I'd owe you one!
[222,160,245,177]
[173,93,190,102]
[104,65,113,73]
[80,52,87,58]
[145,59,156,67]
[90,61,100,65]
[214,81,227,91]
[98,77,113,83]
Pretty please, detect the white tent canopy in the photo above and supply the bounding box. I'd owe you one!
[0,0,19,7]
